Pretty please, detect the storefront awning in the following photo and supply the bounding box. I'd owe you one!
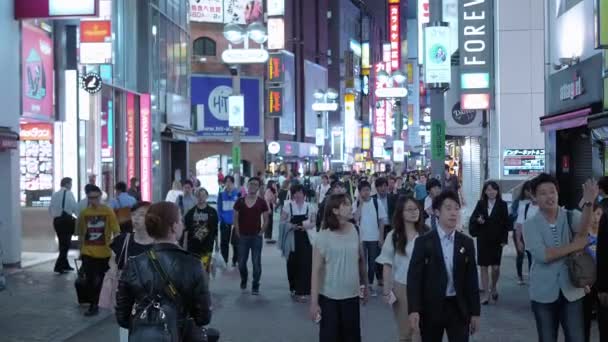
[540,108,591,132]
[0,127,19,150]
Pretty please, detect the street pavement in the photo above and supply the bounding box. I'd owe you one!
[1,227,600,341]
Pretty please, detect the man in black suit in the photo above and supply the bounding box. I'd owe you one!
[407,191,480,342]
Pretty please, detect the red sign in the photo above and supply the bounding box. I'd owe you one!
[22,22,54,119]
[140,94,152,201]
[20,123,53,140]
[267,53,285,83]
[267,88,283,117]
[461,93,490,110]
[15,0,98,19]
[126,93,136,183]
[389,2,401,71]
[80,20,111,43]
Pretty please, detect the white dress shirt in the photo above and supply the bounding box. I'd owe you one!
[437,226,456,297]
[376,230,418,285]
[487,199,495,216]
[49,188,78,218]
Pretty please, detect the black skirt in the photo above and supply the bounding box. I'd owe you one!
[476,237,504,266]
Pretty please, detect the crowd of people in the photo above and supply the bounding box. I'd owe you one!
[44,167,608,342]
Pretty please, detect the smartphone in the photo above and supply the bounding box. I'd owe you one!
[314,313,322,324]
[387,291,397,305]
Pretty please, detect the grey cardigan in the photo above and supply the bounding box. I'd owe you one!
[523,208,585,303]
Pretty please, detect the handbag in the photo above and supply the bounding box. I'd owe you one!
[565,210,597,288]
[99,234,131,310]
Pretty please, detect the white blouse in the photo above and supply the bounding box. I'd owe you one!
[376,230,418,285]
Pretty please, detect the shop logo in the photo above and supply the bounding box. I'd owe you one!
[21,125,52,140]
[208,85,232,121]
[81,72,102,94]
[452,102,476,125]
[268,141,280,155]
[559,73,583,101]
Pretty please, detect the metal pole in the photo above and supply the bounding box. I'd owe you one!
[393,99,403,174]
[317,111,324,172]
[429,0,445,181]
[232,66,241,188]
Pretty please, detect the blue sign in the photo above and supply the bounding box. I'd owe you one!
[192,75,262,138]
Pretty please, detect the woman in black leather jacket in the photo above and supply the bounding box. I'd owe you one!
[115,201,211,338]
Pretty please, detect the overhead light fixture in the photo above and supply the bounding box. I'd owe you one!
[377,70,390,84]
[326,88,339,100]
[247,22,268,44]
[391,70,407,85]
[223,23,245,44]
[313,89,326,100]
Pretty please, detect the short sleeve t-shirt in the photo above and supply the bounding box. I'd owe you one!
[110,233,152,269]
[315,226,361,300]
[354,199,387,241]
[234,197,269,235]
[79,205,121,258]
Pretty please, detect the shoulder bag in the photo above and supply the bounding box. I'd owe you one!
[565,210,596,288]
[99,233,131,310]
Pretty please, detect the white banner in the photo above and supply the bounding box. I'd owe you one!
[228,95,244,127]
[393,140,405,162]
[424,26,451,84]
[189,0,223,23]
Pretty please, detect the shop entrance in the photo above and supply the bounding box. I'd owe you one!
[195,155,252,196]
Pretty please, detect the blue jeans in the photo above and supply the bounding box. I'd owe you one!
[238,235,263,290]
[362,241,380,286]
[531,293,585,342]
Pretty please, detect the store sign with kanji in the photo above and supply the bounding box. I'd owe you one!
[267,87,283,117]
[268,52,285,83]
[389,1,400,71]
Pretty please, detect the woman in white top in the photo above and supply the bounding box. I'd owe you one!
[514,180,536,285]
[165,180,183,203]
[377,196,427,342]
[310,193,368,342]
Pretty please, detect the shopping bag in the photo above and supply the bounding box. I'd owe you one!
[99,234,130,310]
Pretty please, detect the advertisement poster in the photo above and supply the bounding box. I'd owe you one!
[126,93,136,183]
[304,60,328,138]
[101,98,114,159]
[424,26,451,84]
[22,23,54,119]
[140,94,152,201]
[280,51,296,135]
[503,149,545,176]
[224,0,263,25]
[190,0,224,23]
[20,123,54,207]
[192,75,262,139]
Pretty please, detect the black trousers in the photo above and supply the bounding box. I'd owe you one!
[318,295,361,342]
[513,233,531,279]
[81,255,109,306]
[286,230,312,295]
[421,298,470,342]
[220,223,239,265]
[53,216,74,272]
[264,212,274,240]
[583,288,608,342]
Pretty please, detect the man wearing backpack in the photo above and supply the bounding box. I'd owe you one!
[523,174,597,342]
[353,180,388,297]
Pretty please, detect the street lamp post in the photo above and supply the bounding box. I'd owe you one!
[312,88,339,172]
[222,23,268,188]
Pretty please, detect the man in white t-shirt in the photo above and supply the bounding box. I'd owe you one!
[353,180,388,296]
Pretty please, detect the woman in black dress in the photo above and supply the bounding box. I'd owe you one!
[469,181,509,305]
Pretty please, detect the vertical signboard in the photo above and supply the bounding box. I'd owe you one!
[431,121,446,159]
[418,0,430,63]
[424,26,451,84]
[388,1,401,71]
[374,62,387,137]
[344,93,356,149]
[459,0,494,110]
[126,93,136,183]
[267,87,283,117]
[267,17,285,50]
[140,94,152,201]
[22,22,54,119]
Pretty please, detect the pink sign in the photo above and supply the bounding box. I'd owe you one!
[389,3,401,71]
[22,23,54,118]
[140,94,152,201]
[126,93,136,183]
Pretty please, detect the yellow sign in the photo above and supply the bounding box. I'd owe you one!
[599,0,608,47]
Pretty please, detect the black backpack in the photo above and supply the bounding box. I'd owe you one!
[129,250,182,342]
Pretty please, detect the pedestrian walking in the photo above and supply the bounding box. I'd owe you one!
[523,174,597,342]
[468,181,509,305]
[513,180,535,285]
[316,181,346,230]
[165,180,183,203]
[49,177,78,274]
[377,196,427,342]
[278,179,290,211]
[424,178,442,229]
[281,184,315,301]
[233,177,270,295]
[115,201,212,341]
[414,175,428,202]
[182,188,219,273]
[77,185,121,316]
[317,175,331,205]
[264,180,278,243]
[127,177,141,201]
[407,191,481,342]
[582,203,603,342]
[353,180,388,297]
[176,180,196,216]
[597,201,608,341]
[310,193,368,342]
[110,181,137,233]
[105,201,153,342]
[217,175,240,267]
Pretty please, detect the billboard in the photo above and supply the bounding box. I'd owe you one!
[192,75,262,139]
[189,0,263,24]
[15,0,98,19]
[424,26,451,84]
[22,22,54,119]
[140,94,152,201]
[304,60,328,138]
[189,0,223,23]
[280,52,296,135]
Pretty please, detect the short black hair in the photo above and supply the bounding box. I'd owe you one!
[290,184,305,196]
[598,176,608,195]
[445,164,450,171]
[60,177,72,188]
[183,180,194,188]
[432,191,461,210]
[330,180,344,190]
[86,185,102,195]
[531,173,559,195]
[224,175,235,184]
[131,201,152,213]
[115,181,127,192]
[426,178,442,192]
[358,180,372,191]
[248,177,262,185]
[375,177,388,188]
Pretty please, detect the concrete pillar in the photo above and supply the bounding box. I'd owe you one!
[0,1,22,266]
